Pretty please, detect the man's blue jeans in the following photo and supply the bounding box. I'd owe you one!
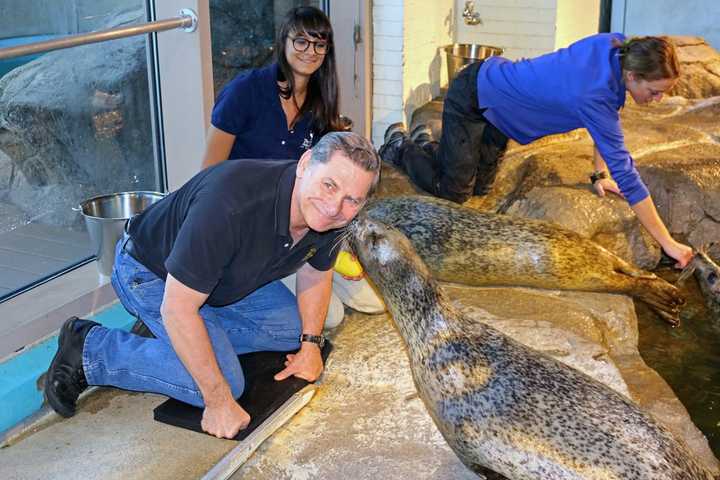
[82,239,302,407]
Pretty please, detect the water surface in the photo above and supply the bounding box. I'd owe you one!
[637,267,720,457]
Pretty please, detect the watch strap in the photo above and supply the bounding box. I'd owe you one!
[590,170,608,184]
[300,333,325,348]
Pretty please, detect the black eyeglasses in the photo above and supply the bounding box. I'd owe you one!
[290,36,330,55]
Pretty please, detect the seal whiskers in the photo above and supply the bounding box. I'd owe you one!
[348,214,713,480]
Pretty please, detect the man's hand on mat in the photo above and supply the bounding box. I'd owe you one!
[274,343,324,382]
[202,397,251,439]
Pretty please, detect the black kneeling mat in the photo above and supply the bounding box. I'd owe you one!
[153,341,333,440]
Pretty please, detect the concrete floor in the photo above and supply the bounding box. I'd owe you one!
[1,390,235,480]
[0,309,474,480]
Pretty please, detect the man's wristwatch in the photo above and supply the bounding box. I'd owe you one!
[589,170,608,184]
[300,333,325,348]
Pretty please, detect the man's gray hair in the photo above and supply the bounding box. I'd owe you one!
[310,131,381,196]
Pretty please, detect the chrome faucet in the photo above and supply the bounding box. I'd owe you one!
[462,1,482,25]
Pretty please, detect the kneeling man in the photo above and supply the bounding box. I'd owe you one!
[46,132,380,439]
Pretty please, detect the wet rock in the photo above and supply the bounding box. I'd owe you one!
[669,36,720,99]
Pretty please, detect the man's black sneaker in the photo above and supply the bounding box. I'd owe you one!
[378,123,408,167]
[45,317,100,418]
[409,123,433,147]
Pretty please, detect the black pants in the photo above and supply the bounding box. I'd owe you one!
[398,60,509,204]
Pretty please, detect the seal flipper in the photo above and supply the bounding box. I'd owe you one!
[611,260,684,325]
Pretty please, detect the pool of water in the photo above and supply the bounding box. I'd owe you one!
[636,266,720,457]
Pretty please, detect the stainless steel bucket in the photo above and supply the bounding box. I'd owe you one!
[77,191,164,277]
[444,43,503,82]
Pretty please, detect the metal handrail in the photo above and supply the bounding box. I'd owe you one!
[0,8,198,61]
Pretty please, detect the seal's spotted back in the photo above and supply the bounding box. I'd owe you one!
[349,214,714,479]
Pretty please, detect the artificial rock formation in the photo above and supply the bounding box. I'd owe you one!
[670,36,720,99]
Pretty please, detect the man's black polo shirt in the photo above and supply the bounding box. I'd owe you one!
[126,159,342,306]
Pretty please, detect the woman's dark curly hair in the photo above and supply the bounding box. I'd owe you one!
[276,6,340,135]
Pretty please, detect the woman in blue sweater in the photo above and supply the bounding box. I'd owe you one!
[381,34,693,268]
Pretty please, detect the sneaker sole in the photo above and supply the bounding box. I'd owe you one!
[45,319,78,418]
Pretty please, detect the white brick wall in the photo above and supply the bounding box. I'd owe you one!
[454,0,558,59]
[372,0,404,146]
[371,0,453,147]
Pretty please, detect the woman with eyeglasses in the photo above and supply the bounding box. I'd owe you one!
[202,6,340,167]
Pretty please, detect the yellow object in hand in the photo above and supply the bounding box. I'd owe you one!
[334,250,364,277]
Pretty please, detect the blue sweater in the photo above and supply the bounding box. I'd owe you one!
[212,63,318,160]
[477,33,649,205]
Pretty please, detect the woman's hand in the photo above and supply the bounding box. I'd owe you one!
[662,240,694,268]
[593,178,624,199]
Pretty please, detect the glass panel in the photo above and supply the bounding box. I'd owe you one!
[0,2,161,301]
[210,0,322,95]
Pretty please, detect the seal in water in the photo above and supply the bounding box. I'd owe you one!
[348,214,714,480]
[678,245,720,314]
[365,195,684,325]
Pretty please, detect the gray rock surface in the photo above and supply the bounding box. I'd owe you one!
[0,8,154,229]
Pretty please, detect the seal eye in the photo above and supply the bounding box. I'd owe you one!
[708,272,717,285]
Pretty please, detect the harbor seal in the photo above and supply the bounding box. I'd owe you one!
[365,195,684,325]
[678,245,720,313]
[348,214,714,479]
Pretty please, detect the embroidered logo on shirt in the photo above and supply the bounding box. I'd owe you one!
[301,132,314,150]
[302,247,317,263]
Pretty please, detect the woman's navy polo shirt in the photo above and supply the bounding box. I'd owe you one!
[125,160,342,307]
[477,33,650,206]
[212,63,318,160]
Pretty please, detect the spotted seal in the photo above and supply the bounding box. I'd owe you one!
[365,195,684,325]
[348,214,713,479]
[678,246,720,313]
